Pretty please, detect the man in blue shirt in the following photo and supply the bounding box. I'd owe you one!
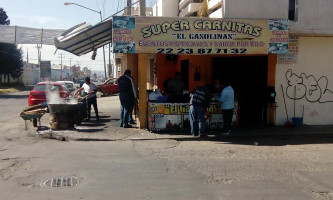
[118,70,137,128]
[216,81,234,135]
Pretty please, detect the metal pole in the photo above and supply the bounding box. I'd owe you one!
[127,0,132,16]
[60,54,63,81]
[65,3,107,80]
[98,11,107,80]
[71,3,100,14]
[109,43,111,77]
[140,0,146,16]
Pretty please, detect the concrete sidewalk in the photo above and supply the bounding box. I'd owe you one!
[25,95,333,141]
[28,118,333,142]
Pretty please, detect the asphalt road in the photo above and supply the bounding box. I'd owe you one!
[0,91,332,200]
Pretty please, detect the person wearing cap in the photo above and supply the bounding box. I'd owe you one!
[189,86,210,138]
[118,69,137,128]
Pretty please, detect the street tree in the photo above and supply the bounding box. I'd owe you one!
[0,8,10,25]
[0,7,23,83]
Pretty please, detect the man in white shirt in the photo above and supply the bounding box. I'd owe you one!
[76,77,99,121]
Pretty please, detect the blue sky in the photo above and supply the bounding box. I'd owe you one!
[0,0,157,72]
[1,0,156,29]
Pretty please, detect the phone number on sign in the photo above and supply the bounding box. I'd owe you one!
[157,48,248,54]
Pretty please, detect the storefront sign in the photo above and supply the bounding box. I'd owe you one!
[278,36,298,64]
[113,16,289,55]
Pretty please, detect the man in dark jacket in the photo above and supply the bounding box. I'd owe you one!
[118,69,137,128]
[189,86,210,137]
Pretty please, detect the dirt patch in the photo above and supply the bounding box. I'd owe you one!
[0,158,30,181]
[0,88,20,94]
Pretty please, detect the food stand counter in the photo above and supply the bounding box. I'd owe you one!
[148,101,238,132]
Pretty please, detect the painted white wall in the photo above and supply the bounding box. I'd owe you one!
[153,0,179,17]
[222,0,288,19]
[290,0,333,35]
[22,63,40,85]
[51,69,70,81]
[275,37,333,125]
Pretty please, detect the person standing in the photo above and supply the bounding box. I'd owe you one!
[216,82,234,135]
[167,72,184,95]
[76,77,99,121]
[189,86,210,138]
[118,69,137,128]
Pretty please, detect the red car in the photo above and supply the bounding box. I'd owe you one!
[28,82,71,106]
[98,78,119,96]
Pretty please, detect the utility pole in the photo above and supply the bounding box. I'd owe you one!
[127,0,132,15]
[26,48,29,63]
[36,45,41,81]
[69,58,73,68]
[69,58,73,81]
[58,53,65,81]
[108,44,112,78]
[140,0,146,16]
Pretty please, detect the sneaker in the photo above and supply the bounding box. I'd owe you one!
[129,121,137,125]
[123,124,133,128]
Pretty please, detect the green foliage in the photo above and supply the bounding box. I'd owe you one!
[0,8,10,25]
[0,8,24,82]
[198,0,209,18]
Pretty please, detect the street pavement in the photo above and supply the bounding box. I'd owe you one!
[0,91,333,200]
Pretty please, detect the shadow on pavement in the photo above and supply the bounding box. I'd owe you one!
[0,94,29,99]
[76,128,105,133]
[130,133,333,146]
[78,123,106,127]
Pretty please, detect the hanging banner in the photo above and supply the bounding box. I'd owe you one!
[112,16,289,55]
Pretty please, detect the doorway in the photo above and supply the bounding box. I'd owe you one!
[180,60,189,90]
[212,56,268,127]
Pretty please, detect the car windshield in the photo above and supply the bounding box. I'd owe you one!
[34,84,60,92]
[107,79,115,84]
[64,83,74,89]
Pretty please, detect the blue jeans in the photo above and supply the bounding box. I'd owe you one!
[128,101,134,123]
[119,93,134,127]
[189,105,206,135]
[222,109,233,132]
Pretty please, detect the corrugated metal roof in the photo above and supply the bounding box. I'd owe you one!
[54,19,112,56]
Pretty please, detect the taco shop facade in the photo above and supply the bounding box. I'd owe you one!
[112,16,289,130]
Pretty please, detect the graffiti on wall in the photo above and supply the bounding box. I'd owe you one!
[285,69,333,103]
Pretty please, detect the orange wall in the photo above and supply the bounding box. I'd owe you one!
[156,54,276,92]
[157,54,214,92]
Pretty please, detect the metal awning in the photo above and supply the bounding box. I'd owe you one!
[54,18,112,56]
